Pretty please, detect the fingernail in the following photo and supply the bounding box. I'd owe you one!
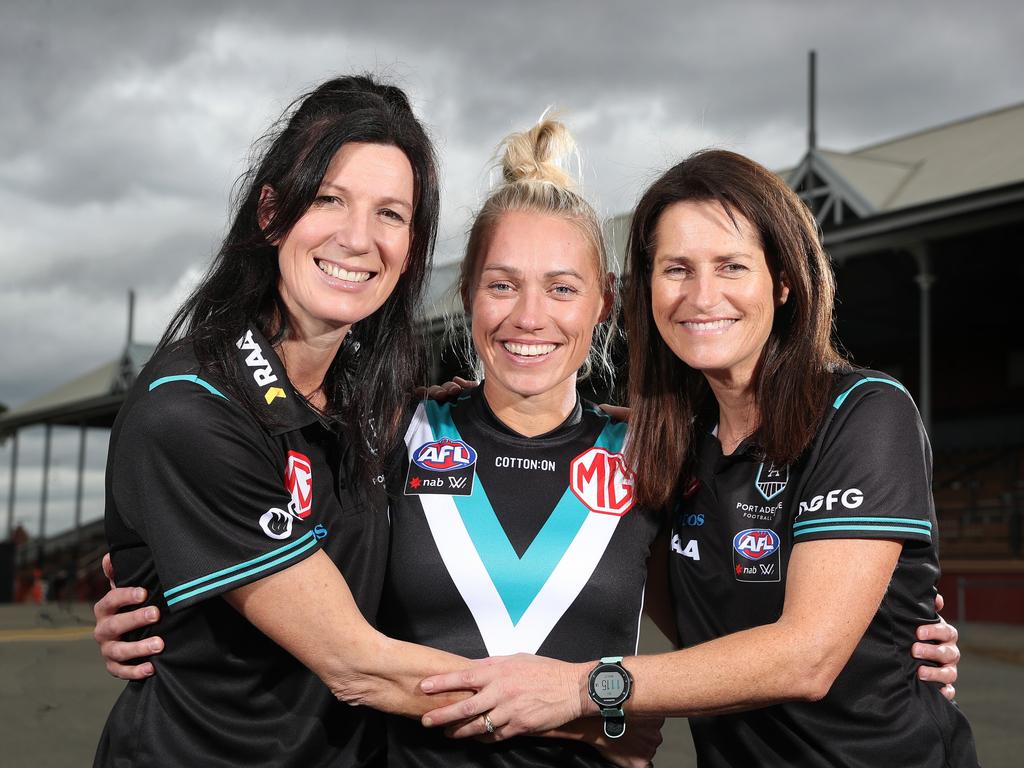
[422,716,433,727]
[145,608,158,621]
[149,639,163,652]
[143,664,155,676]
[421,680,434,692]
[134,589,145,601]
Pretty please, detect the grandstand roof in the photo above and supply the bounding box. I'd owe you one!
[785,102,1024,229]
[0,343,155,435]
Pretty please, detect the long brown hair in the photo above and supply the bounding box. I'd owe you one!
[625,149,847,509]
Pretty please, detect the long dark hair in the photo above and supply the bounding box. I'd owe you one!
[160,74,439,478]
[625,149,848,509]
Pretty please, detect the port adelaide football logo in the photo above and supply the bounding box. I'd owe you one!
[754,461,788,501]
[405,438,477,496]
[732,528,782,582]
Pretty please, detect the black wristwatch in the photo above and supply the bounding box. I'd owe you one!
[587,656,633,738]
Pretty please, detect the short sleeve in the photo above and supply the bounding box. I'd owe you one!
[792,378,934,546]
[111,381,324,611]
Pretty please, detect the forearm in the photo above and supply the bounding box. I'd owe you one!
[227,550,471,717]
[617,620,831,718]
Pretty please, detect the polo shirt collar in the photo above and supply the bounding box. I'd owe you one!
[234,324,320,435]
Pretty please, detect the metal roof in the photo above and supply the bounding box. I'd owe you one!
[0,343,155,435]
[784,102,1024,219]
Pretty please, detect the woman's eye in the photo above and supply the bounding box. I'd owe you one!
[488,281,514,293]
[721,262,748,274]
[380,208,407,224]
[313,195,342,206]
[552,284,579,297]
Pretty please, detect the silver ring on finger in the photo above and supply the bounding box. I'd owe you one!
[483,713,495,734]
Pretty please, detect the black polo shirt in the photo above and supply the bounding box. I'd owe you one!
[669,370,978,767]
[96,326,388,768]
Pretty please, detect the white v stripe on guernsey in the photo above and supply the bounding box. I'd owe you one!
[403,404,622,655]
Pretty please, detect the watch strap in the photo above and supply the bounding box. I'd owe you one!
[594,656,627,739]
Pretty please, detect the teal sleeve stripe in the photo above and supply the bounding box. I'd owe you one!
[794,524,932,538]
[832,376,907,409]
[165,533,320,607]
[164,530,317,599]
[793,516,931,531]
[149,374,227,400]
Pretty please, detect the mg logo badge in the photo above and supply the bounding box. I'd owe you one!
[570,447,635,516]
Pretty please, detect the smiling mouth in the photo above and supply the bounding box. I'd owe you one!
[503,341,557,357]
[682,319,737,331]
[316,259,373,283]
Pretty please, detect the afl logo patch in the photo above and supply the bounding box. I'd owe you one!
[412,438,477,472]
[732,528,780,561]
[569,447,635,516]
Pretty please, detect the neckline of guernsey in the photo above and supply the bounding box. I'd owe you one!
[474,383,584,440]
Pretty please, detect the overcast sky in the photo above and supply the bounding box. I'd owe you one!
[1,0,1022,533]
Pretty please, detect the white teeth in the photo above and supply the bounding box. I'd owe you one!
[503,342,556,357]
[317,260,372,282]
[683,319,736,331]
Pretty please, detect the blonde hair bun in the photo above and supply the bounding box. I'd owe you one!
[499,118,578,190]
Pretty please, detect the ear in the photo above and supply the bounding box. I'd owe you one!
[776,270,790,306]
[257,185,278,242]
[599,272,616,323]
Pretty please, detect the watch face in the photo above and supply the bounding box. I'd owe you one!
[588,663,632,707]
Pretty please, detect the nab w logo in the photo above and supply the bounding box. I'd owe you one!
[570,447,635,516]
[448,476,467,490]
[413,439,478,472]
[733,528,780,561]
[755,461,788,501]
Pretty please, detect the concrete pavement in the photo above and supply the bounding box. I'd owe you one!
[1,603,1021,767]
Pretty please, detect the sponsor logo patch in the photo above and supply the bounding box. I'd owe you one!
[569,447,635,517]
[754,461,788,501]
[260,507,294,539]
[237,330,286,404]
[798,488,864,516]
[406,438,477,496]
[286,451,313,519]
[671,534,701,560]
[732,528,782,582]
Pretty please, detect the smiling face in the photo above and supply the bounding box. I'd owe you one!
[470,211,610,406]
[651,200,788,388]
[274,142,414,339]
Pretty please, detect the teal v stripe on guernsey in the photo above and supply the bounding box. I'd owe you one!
[164,530,318,606]
[423,401,626,625]
[149,374,227,400]
[832,376,907,410]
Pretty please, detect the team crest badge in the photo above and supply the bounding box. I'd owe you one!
[754,461,788,501]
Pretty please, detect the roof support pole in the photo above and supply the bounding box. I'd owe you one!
[808,50,817,152]
[5,431,17,540]
[38,423,52,569]
[71,424,87,596]
[910,244,934,436]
